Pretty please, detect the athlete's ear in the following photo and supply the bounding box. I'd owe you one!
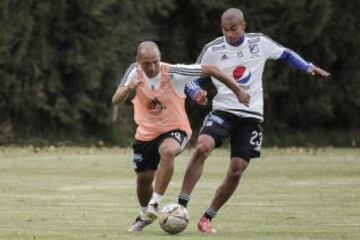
[242,21,247,31]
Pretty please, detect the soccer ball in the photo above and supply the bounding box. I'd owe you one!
[158,203,189,234]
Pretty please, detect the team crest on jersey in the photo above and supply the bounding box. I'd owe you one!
[233,66,251,89]
[249,43,259,54]
[248,37,260,43]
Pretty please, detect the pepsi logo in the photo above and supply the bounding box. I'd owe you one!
[233,66,251,84]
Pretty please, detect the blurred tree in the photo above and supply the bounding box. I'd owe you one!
[0,0,175,144]
[0,0,359,146]
[324,1,360,131]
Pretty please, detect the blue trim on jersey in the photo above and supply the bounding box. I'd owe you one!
[229,35,245,47]
[279,49,310,72]
[185,78,205,100]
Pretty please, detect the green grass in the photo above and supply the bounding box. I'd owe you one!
[0,147,359,240]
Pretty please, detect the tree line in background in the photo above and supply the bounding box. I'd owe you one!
[0,0,359,146]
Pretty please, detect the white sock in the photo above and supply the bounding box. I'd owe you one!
[148,192,163,206]
[140,206,147,220]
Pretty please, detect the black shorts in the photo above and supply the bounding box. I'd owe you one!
[200,110,262,161]
[132,130,188,172]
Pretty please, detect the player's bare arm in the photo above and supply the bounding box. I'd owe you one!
[112,79,140,105]
[201,64,250,106]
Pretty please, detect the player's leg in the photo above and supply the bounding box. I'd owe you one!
[197,157,248,234]
[136,170,155,208]
[178,134,215,205]
[178,110,231,208]
[198,120,262,233]
[147,130,188,219]
[209,157,248,211]
[129,140,158,232]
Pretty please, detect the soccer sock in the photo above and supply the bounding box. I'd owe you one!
[140,206,148,220]
[148,192,163,206]
[178,192,190,207]
[203,207,217,221]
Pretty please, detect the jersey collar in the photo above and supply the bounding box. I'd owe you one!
[225,35,245,47]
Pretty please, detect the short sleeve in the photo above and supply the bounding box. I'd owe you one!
[118,63,137,87]
[170,64,203,85]
[169,64,203,94]
[261,35,286,60]
[196,44,212,64]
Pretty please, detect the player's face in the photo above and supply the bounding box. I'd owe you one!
[222,18,246,45]
[137,49,161,78]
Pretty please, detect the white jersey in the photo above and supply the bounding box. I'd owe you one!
[197,33,286,121]
[118,62,203,96]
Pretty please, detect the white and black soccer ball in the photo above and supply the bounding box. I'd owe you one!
[158,203,189,234]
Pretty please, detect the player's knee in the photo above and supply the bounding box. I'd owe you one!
[229,160,248,179]
[195,141,212,158]
[137,174,153,186]
[158,146,176,170]
[227,167,243,180]
[159,145,177,161]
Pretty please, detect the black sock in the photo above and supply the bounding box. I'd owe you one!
[178,192,190,208]
[204,207,217,221]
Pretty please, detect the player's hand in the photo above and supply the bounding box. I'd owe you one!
[128,78,141,91]
[307,65,331,77]
[236,89,250,107]
[194,89,208,106]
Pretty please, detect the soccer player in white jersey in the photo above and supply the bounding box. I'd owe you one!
[177,8,330,233]
[112,41,249,232]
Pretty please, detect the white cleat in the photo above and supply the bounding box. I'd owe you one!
[145,203,159,221]
[128,216,154,232]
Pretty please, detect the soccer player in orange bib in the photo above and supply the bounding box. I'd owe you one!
[112,41,250,232]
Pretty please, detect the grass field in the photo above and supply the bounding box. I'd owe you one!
[0,147,359,240]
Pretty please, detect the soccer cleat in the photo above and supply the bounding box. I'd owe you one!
[197,216,217,234]
[145,203,159,221]
[128,216,154,232]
